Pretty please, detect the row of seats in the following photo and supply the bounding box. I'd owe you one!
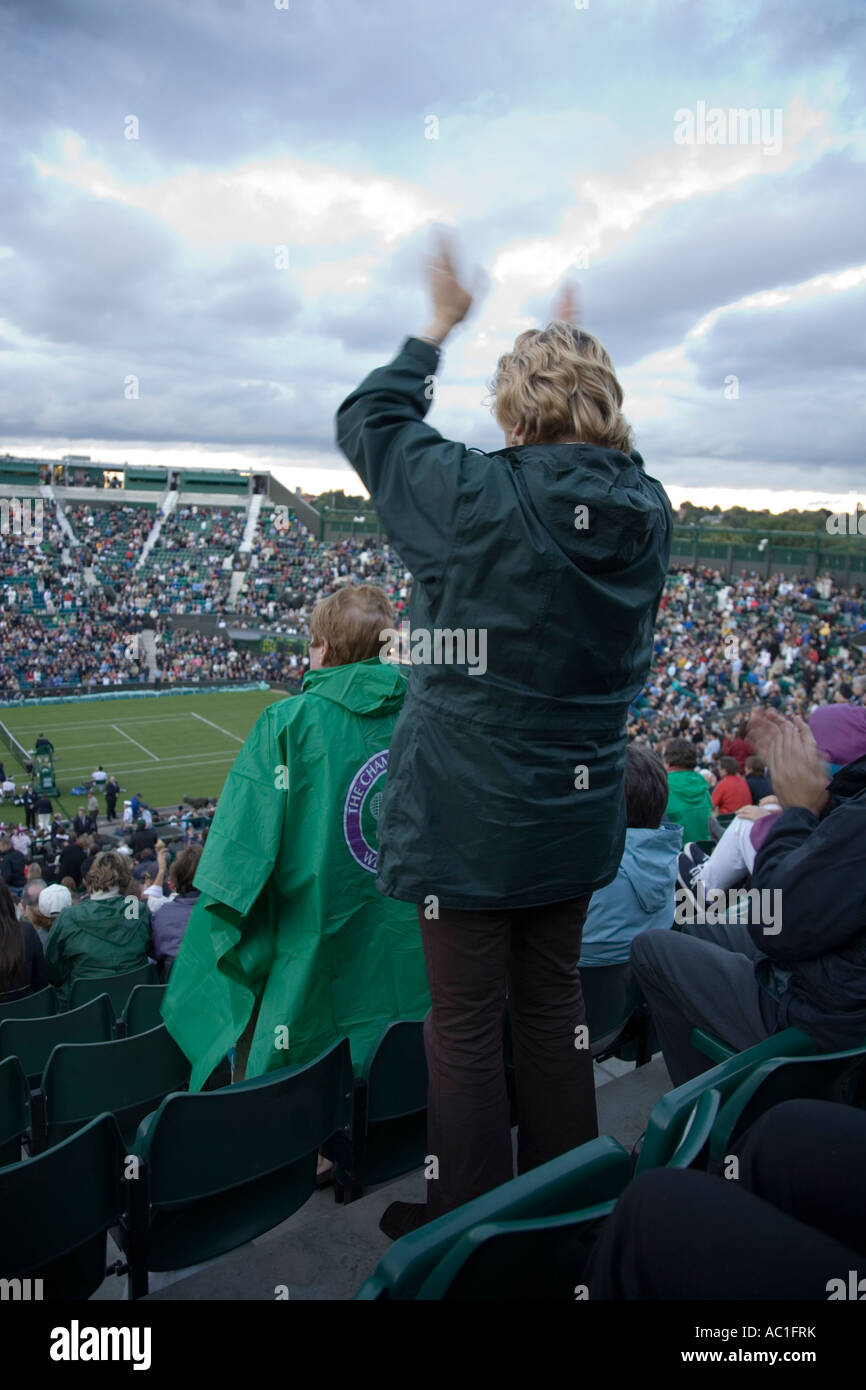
[358,1027,866,1299]
[4,1014,864,1301]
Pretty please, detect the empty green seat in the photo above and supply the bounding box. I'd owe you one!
[356,1135,632,1300]
[40,1023,191,1150]
[0,986,58,1022]
[334,1021,428,1201]
[120,984,167,1038]
[709,1041,866,1166]
[69,963,158,1017]
[0,1056,30,1168]
[123,1037,354,1297]
[0,994,114,1087]
[637,1029,818,1172]
[0,1113,125,1298]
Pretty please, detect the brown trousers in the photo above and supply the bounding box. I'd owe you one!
[418,895,598,1219]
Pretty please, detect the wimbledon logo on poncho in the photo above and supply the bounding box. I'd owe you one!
[343,750,389,873]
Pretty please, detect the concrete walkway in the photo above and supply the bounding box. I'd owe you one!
[93,1055,672,1302]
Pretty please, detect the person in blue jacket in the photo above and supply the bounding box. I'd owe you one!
[336,236,672,1234]
[580,742,681,968]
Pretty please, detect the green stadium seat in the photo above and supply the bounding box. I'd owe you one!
[355,1136,632,1301]
[0,994,114,1087]
[636,1028,819,1172]
[69,962,158,1017]
[0,1056,30,1168]
[691,1024,816,1067]
[40,1023,191,1151]
[119,984,167,1038]
[332,1020,428,1202]
[0,1113,126,1299]
[122,1037,354,1298]
[709,1042,866,1166]
[0,986,58,1022]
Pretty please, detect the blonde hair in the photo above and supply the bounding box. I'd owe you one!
[489,321,633,453]
[84,851,130,895]
[309,584,394,667]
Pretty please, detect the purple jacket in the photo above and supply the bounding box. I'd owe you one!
[151,889,200,977]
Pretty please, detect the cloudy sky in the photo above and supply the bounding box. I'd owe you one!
[2,0,865,511]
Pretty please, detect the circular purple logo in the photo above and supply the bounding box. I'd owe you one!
[343,750,389,873]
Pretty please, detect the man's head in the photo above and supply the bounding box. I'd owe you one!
[718,756,740,777]
[308,584,394,670]
[663,738,697,772]
[489,322,633,452]
[745,755,765,777]
[22,877,46,909]
[624,742,669,830]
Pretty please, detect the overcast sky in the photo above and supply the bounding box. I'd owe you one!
[2,0,865,510]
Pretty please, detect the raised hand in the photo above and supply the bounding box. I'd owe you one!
[421,232,474,344]
[551,280,580,326]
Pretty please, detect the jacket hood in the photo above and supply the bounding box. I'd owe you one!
[618,824,682,912]
[487,442,665,571]
[667,768,712,807]
[302,657,408,717]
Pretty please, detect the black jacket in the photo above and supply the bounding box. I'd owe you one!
[749,756,866,1051]
[336,336,672,908]
[0,848,27,889]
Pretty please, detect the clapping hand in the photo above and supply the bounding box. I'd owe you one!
[748,710,830,815]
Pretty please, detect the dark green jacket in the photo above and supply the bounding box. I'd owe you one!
[336,336,672,909]
[45,895,153,1005]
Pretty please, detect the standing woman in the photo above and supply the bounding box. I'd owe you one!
[336,237,672,1233]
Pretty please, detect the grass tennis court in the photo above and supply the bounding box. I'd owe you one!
[0,688,293,812]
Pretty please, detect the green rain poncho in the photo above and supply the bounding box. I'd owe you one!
[161,658,431,1090]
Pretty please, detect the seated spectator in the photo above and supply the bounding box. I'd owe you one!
[0,835,27,893]
[72,807,88,836]
[631,710,866,1085]
[44,850,152,1006]
[744,754,772,804]
[711,756,752,814]
[722,720,755,774]
[131,818,157,857]
[162,584,431,1089]
[151,844,202,981]
[10,826,31,857]
[678,703,866,903]
[57,832,87,887]
[0,879,48,1000]
[134,845,169,912]
[18,876,48,942]
[663,737,714,844]
[580,743,681,966]
[582,1099,866,1300]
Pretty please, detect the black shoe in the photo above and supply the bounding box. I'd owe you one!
[379,1201,427,1241]
[677,845,708,904]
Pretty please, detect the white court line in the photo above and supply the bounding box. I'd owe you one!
[61,750,239,778]
[190,712,244,743]
[111,724,160,762]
